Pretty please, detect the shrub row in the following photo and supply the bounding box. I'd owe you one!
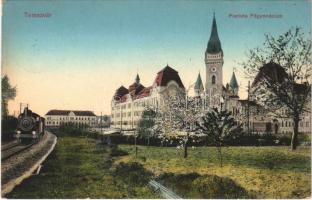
[1,116,18,142]
[102,133,293,147]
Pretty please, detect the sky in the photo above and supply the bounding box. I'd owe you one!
[2,0,311,116]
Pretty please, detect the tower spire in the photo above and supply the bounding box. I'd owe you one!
[206,13,222,54]
[194,72,204,96]
[229,71,239,97]
[135,73,140,84]
[229,71,238,89]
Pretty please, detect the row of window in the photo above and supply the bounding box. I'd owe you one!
[280,121,309,128]
[208,54,221,59]
[46,121,96,125]
[112,111,143,119]
[46,116,96,121]
[113,98,160,111]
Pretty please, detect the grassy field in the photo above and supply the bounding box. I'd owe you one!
[6,136,159,199]
[115,145,311,198]
[6,134,311,199]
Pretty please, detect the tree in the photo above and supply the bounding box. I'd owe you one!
[241,27,311,150]
[153,94,203,158]
[137,108,156,145]
[2,75,16,117]
[196,108,242,167]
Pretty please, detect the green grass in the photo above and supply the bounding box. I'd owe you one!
[6,135,159,199]
[6,134,311,199]
[116,145,311,198]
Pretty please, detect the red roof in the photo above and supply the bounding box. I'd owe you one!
[114,65,185,103]
[129,82,145,97]
[154,65,185,88]
[134,86,153,99]
[114,86,129,100]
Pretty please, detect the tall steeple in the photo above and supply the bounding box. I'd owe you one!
[194,72,204,96]
[206,13,223,54]
[229,72,238,89]
[135,74,140,84]
[229,71,239,95]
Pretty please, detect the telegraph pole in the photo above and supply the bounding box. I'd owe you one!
[100,111,103,134]
[247,81,250,135]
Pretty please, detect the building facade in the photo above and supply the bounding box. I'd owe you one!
[197,14,311,134]
[111,13,311,134]
[45,110,97,128]
[111,66,185,130]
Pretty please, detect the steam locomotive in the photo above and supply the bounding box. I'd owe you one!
[15,108,45,143]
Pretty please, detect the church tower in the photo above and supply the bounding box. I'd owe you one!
[205,13,224,108]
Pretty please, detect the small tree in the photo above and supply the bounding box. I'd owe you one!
[196,108,242,167]
[242,27,311,150]
[2,75,16,117]
[155,94,203,158]
[137,108,156,145]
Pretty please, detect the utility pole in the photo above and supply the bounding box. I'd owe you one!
[132,111,137,157]
[100,111,103,135]
[120,106,122,133]
[247,81,250,135]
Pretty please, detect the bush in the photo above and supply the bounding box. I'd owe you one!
[110,146,129,157]
[158,172,250,198]
[2,116,18,142]
[192,175,250,198]
[158,173,200,193]
[113,162,153,186]
[57,123,92,137]
[226,132,291,146]
[108,132,293,147]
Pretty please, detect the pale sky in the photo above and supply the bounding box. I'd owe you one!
[2,0,311,116]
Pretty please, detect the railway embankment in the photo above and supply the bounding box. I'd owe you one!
[1,131,57,197]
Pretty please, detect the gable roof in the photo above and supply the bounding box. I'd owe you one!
[73,111,97,116]
[46,110,70,115]
[46,110,96,116]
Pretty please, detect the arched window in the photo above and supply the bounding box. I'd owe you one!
[212,75,216,84]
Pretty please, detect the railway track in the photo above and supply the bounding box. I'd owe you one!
[2,140,20,151]
[2,142,36,161]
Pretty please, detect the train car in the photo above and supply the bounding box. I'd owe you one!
[15,107,45,143]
